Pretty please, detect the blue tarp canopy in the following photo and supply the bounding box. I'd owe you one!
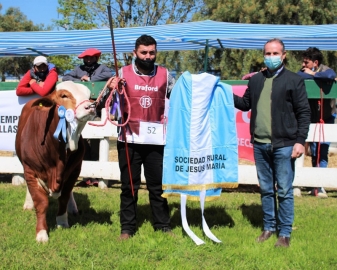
[1,20,337,57]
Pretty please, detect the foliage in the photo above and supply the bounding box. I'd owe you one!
[1,182,337,269]
[0,5,47,81]
[56,0,204,66]
[188,0,337,79]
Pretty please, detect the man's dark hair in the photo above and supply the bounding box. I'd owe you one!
[263,38,285,53]
[135,35,157,49]
[302,47,323,65]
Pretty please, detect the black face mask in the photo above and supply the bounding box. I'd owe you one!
[36,71,48,80]
[84,60,97,67]
[31,68,48,82]
[82,62,99,73]
[135,57,155,71]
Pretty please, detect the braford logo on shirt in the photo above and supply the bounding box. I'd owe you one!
[134,84,158,91]
[139,96,152,108]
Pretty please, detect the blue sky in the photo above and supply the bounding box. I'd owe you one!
[1,0,59,29]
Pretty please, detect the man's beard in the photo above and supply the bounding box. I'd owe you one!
[83,62,99,72]
[135,57,156,71]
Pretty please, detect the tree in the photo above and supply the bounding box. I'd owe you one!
[56,0,204,66]
[0,5,49,81]
[189,0,337,79]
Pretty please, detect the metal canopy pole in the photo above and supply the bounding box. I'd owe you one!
[203,39,209,72]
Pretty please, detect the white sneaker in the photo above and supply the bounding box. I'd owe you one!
[318,192,328,198]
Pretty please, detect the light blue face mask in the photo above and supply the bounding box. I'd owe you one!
[264,55,283,70]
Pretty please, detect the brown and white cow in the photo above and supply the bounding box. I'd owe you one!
[15,81,95,242]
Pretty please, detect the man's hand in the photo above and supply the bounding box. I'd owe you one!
[38,81,44,87]
[29,79,37,85]
[301,68,315,76]
[108,76,126,91]
[291,143,305,159]
[81,75,90,81]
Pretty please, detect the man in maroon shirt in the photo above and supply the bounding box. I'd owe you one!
[16,56,58,96]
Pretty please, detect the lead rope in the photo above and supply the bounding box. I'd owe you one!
[312,88,325,169]
[87,2,135,198]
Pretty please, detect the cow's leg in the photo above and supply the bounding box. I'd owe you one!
[23,186,34,210]
[49,160,66,197]
[57,169,81,228]
[67,191,79,215]
[56,191,70,228]
[24,171,50,242]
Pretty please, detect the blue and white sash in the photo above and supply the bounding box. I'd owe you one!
[162,72,238,244]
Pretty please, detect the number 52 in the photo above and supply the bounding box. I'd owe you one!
[147,127,156,134]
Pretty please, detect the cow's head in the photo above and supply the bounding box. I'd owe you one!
[53,81,95,151]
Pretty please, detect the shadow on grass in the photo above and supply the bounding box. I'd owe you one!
[240,203,263,228]
[0,173,12,183]
[222,184,260,194]
[46,192,113,231]
[136,202,235,232]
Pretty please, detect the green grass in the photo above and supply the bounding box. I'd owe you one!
[1,182,337,270]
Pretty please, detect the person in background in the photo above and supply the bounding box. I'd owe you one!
[63,48,113,187]
[233,38,311,248]
[297,47,337,198]
[109,34,175,240]
[62,48,112,82]
[16,56,58,96]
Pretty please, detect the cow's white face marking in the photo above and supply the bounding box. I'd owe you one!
[56,81,95,151]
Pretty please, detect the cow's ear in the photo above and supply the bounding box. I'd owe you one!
[31,98,55,109]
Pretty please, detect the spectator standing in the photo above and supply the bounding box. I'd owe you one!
[16,56,58,96]
[63,48,113,187]
[111,35,175,240]
[297,47,337,198]
[233,38,311,247]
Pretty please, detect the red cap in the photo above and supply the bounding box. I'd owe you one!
[78,48,101,59]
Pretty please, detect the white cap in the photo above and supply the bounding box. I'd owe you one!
[33,56,48,66]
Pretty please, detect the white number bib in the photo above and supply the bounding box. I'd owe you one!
[139,121,166,145]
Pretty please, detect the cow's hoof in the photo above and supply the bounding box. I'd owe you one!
[12,175,25,186]
[98,180,108,189]
[56,213,69,228]
[23,202,34,210]
[49,189,61,199]
[36,230,48,243]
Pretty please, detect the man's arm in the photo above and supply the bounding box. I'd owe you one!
[16,70,36,96]
[91,65,113,82]
[314,68,336,80]
[166,72,175,99]
[233,84,251,111]
[62,67,82,81]
[30,69,58,96]
[292,77,311,145]
[298,67,336,80]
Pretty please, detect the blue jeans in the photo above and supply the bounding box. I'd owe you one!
[254,142,295,238]
[310,142,330,167]
[310,116,334,168]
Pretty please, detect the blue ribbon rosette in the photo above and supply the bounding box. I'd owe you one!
[53,106,67,143]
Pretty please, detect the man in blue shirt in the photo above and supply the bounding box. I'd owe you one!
[297,47,337,198]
